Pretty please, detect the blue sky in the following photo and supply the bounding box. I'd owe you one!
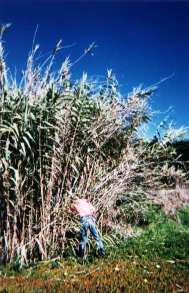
[1,0,189,137]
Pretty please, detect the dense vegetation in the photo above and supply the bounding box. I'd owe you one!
[0,24,188,291]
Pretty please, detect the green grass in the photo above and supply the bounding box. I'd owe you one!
[108,205,189,260]
[177,206,189,226]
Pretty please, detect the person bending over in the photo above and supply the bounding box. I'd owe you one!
[70,197,105,258]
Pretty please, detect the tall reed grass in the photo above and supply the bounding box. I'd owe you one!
[0,24,187,265]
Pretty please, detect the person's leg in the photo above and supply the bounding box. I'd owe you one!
[89,217,105,256]
[79,218,89,257]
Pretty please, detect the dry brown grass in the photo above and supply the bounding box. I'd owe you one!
[148,185,189,215]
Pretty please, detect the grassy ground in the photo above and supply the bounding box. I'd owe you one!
[1,205,189,292]
[0,258,189,292]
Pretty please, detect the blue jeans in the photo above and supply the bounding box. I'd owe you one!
[79,216,104,252]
